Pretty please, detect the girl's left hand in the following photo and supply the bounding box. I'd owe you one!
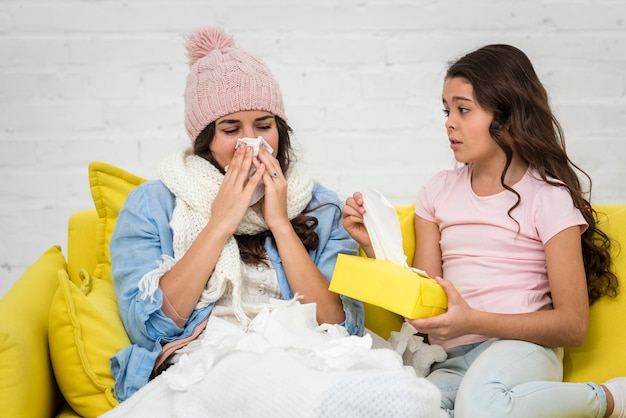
[255,147,289,230]
[406,276,476,342]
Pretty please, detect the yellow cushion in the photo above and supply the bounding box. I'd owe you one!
[46,162,147,416]
[563,207,626,382]
[396,204,417,266]
[48,269,131,417]
[89,161,147,283]
[67,209,99,287]
[0,246,66,418]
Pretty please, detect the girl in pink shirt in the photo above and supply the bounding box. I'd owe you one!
[343,44,623,418]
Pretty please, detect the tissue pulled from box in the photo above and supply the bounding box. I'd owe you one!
[329,189,446,319]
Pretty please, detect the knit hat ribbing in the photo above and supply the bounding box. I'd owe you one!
[183,27,286,142]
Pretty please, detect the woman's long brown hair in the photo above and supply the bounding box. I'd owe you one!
[446,44,618,304]
[193,116,319,265]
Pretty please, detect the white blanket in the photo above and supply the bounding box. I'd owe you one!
[101,301,445,418]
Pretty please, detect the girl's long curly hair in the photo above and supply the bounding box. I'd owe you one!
[193,116,319,265]
[446,44,618,304]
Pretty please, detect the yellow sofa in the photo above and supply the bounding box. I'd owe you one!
[1,161,625,417]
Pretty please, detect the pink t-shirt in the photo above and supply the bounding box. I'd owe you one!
[415,165,587,349]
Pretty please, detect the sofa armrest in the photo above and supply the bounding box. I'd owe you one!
[0,246,67,417]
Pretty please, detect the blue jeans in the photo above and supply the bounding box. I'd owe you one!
[428,338,607,418]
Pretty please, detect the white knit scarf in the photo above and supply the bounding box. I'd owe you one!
[156,148,314,325]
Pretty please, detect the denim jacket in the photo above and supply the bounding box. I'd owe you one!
[109,180,364,401]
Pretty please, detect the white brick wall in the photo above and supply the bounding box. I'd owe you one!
[2,0,626,297]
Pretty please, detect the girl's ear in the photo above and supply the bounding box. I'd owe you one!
[498,125,515,151]
[491,112,510,140]
[501,122,512,138]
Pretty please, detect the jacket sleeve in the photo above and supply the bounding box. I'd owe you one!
[110,181,213,402]
[308,185,365,336]
[110,181,209,347]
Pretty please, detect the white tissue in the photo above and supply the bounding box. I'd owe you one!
[235,136,274,156]
[361,188,430,277]
[225,137,274,206]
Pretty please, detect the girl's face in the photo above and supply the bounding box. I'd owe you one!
[442,77,500,165]
[211,110,280,169]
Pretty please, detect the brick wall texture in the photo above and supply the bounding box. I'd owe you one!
[2,0,626,296]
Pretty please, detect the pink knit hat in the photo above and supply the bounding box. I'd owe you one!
[183,27,286,142]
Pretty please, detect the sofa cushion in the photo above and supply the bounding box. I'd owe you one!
[562,207,626,382]
[67,209,99,287]
[48,268,131,417]
[45,162,146,416]
[88,161,146,284]
[0,246,66,418]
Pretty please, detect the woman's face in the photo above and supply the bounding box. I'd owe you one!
[210,110,280,169]
[442,77,499,165]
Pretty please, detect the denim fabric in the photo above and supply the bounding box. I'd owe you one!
[109,180,364,402]
[429,338,607,418]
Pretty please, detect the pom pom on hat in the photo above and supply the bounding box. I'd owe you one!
[184,27,235,67]
[183,27,286,142]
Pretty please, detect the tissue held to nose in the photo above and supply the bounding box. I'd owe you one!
[226,136,274,205]
[235,136,274,156]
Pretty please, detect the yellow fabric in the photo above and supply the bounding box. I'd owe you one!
[563,207,626,382]
[89,161,147,284]
[67,209,99,287]
[0,246,66,418]
[48,269,130,418]
[44,162,145,416]
[396,204,417,266]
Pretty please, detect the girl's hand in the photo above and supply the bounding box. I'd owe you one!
[406,276,475,342]
[342,192,374,257]
[210,145,265,235]
[256,147,289,230]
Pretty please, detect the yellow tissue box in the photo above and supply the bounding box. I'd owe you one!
[330,254,448,319]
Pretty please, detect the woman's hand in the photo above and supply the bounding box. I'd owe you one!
[341,192,374,257]
[256,147,290,231]
[210,145,265,235]
[406,276,475,342]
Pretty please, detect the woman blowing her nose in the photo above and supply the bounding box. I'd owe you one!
[108,27,364,404]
